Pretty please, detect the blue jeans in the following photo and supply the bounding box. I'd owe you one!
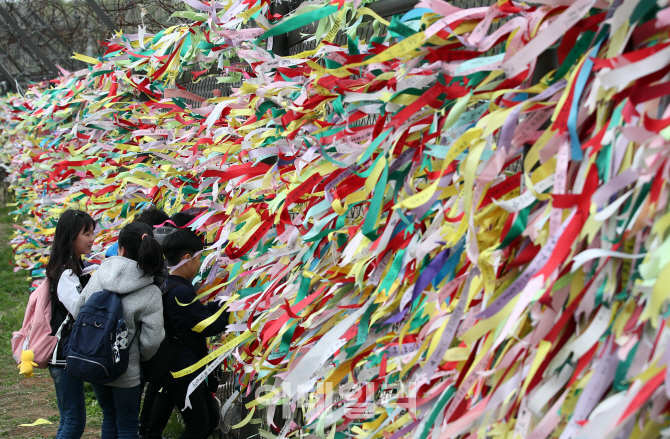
[91,384,141,439]
[49,366,86,439]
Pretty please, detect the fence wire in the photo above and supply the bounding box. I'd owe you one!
[0,0,183,87]
[187,0,502,436]
[3,0,509,436]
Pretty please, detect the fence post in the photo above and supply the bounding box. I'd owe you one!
[0,4,59,77]
[0,61,20,94]
[269,1,289,56]
[83,0,118,34]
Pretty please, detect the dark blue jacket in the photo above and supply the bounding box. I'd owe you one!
[163,275,229,381]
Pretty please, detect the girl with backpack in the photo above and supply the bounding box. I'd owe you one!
[45,209,96,439]
[72,222,166,439]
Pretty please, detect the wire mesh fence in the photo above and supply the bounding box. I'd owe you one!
[184,0,503,436]
[2,0,513,436]
[0,0,184,88]
[0,0,503,93]
[178,0,503,100]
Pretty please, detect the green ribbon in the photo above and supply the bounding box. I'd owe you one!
[595,142,611,183]
[550,31,595,86]
[355,303,378,346]
[257,5,339,41]
[314,125,346,140]
[238,285,266,297]
[332,95,345,116]
[378,249,406,297]
[180,34,192,57]
[171,10,209,21]
[499,205,530,249]
[348,34,359,56]
[357,128,393,165]
[417,387,455,439]
[218,72,242,83]
[362,161,389,241]
[616,183,650,243]
[631,0,658,23]
[389,16,415,40]
[256,100,277,121]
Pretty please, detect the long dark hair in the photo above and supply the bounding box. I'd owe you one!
[118,222,164,277]
[46,210,95,280]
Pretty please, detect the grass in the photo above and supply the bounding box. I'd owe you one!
[0,207,31,336]
[83,382,104,429]
[163,410,185,438]
[0,205,54,438]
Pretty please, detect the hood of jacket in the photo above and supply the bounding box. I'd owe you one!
[95,256,154,294]
[153,226,176,246]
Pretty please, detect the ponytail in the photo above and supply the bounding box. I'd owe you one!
[118,222,164,277]
[137,235,164,277]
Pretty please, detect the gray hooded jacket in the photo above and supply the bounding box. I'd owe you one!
[73,256,165,388]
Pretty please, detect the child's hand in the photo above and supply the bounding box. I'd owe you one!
[214,294,229,306]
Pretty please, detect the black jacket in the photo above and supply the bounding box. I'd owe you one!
[49,268,90,364]
[163,275,229,381]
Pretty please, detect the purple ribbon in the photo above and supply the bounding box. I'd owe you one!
[384,247,451,324]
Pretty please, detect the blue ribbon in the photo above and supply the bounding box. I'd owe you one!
[568,40,603,161]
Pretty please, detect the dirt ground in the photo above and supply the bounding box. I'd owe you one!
[0,343,103,438]
[0,367,59,438]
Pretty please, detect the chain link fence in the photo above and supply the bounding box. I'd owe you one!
[0,0,184,90]
[2,0,511,437]
[196,2,503,436]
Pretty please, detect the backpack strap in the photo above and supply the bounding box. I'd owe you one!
[50,314,70,365]
[50,277,59,325]
[161,282,181,295]
[49,269,70,327]
[50,279,56,321]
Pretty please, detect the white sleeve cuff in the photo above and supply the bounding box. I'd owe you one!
[57,269,83,315]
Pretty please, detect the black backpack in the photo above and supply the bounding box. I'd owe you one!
[66,290,130,384]
[141,283,181,384]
